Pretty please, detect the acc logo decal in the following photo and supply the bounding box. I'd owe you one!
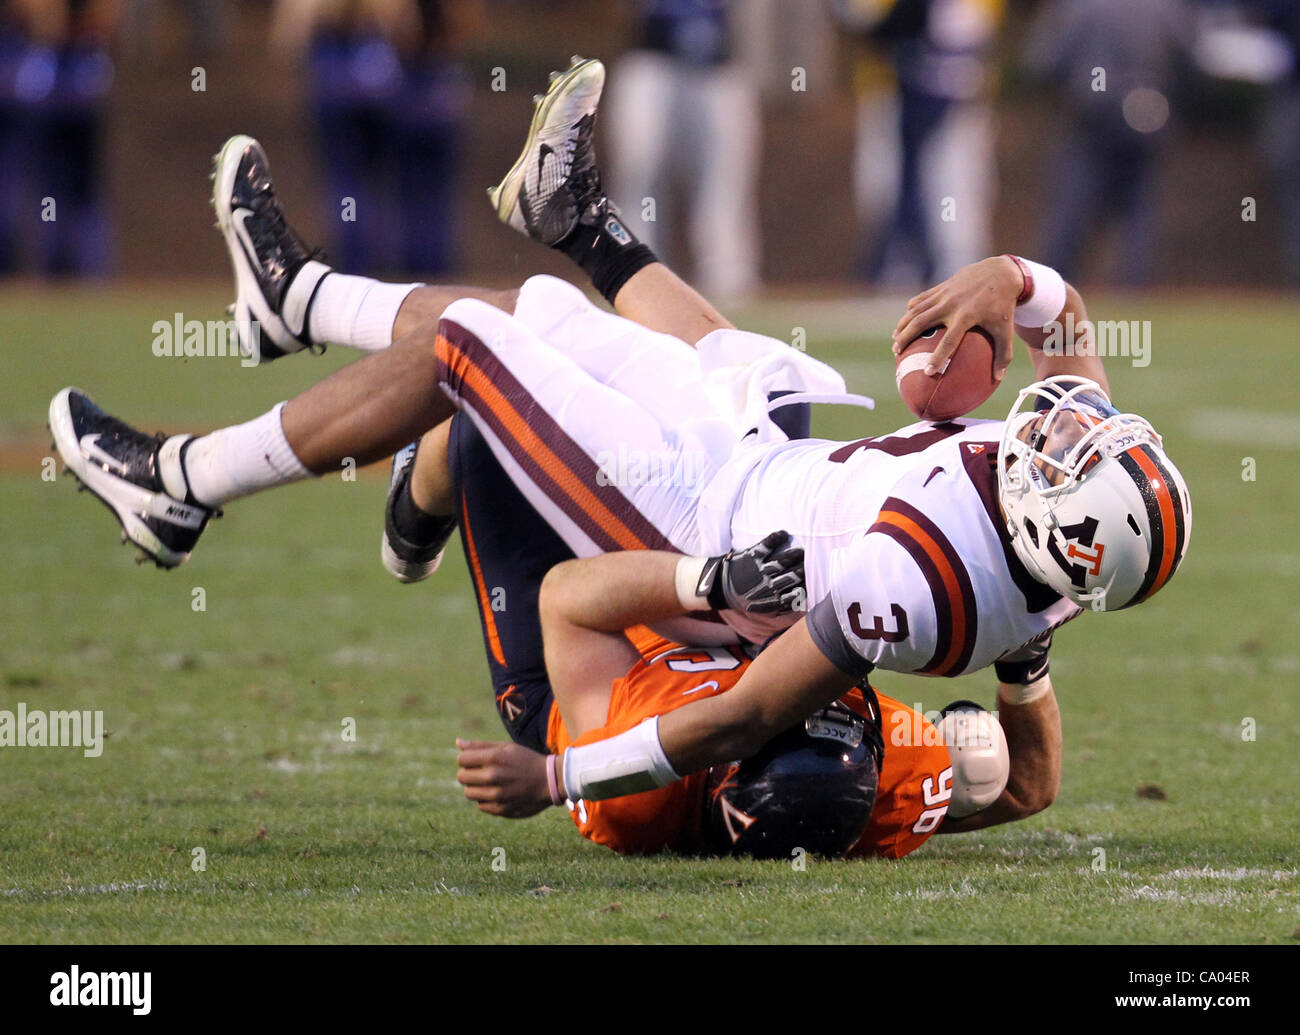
[604,216,632,246]
[1105,432,1139,454]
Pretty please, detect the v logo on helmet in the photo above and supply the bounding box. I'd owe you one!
[718,795,757,844]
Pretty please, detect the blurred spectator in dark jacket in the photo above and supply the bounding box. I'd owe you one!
[388,0,476,275]
[0,0,118,276]
[274,0,479,277]
[1254,2,1300,284]
[606,0,761,302]
[1193,0,1300,284]
[1024,0,1192,284]
[0,3,28,273]
[837,0,1004,287]
[121,0,223,58]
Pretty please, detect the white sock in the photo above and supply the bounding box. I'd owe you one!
[166,402,312,508]
[301,273,421,351]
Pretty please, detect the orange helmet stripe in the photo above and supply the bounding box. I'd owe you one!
[1122,445,1185,604]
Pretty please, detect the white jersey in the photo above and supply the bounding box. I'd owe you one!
[432,285,1079,678]
[698,419,1083,677]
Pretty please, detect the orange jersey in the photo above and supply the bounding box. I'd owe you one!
[548,629,956,859]
[546,633,745,855]
[849,695,954,859]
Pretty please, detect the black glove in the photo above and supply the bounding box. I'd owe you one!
[695,530,806,616]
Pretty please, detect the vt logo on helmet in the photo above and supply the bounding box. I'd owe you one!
[997,376,1191,611]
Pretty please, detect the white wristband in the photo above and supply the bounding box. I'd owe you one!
[674,555,710,611]
[1012,257,1067,331]
[561,716,681,801]
[998,674,1053,706]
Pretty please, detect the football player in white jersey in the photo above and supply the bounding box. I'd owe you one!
[48,59,1190,813]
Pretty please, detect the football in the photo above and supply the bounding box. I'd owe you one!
[895,325,998,421]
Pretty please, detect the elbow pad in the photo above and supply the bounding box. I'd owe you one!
[936,703,1010,819]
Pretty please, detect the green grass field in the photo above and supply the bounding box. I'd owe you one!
[1,283,1297,944]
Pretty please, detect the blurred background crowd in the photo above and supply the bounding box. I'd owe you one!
[0,0,1295,290]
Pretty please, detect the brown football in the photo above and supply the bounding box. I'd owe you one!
[895,325,998,422]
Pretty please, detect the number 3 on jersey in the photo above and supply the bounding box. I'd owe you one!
[661,647,743,673]
[848,602,909,643]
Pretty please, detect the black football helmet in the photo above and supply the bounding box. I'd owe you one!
[702,694,884,860]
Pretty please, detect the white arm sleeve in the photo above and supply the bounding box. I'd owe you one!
[561,717,681,802]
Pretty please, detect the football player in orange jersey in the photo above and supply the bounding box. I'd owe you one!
[458,546,1057,860]
[531,632,972,860]
[459,533,1061,856]
[418,403,889,859]
[424,405,1051,859]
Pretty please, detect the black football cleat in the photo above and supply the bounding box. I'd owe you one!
[212,134,330,363]
[381,441,456,584]
[487,56,613,247]
[49,388,215,568]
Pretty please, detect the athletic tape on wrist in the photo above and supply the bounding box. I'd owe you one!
[561,717,680,802]
[1012,257,1067,330]
[998,674,1053,706]
[1004,254,1034,305]
[675,555,711,611]
[546,754,564,806]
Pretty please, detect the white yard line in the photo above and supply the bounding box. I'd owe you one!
[3,879,171,898]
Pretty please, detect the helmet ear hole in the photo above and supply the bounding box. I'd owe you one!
[1126,513,1141,536]
[1024,518,1039,547]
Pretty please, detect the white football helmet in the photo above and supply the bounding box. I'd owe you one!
[997,376,1191,611]
[936,703,1009,819]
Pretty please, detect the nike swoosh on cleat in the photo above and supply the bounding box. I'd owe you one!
[80,434,130,476]
[535,142,558,192]
[231,208,263,278]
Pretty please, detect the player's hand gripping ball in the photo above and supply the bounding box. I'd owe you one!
[895,325,999,421]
